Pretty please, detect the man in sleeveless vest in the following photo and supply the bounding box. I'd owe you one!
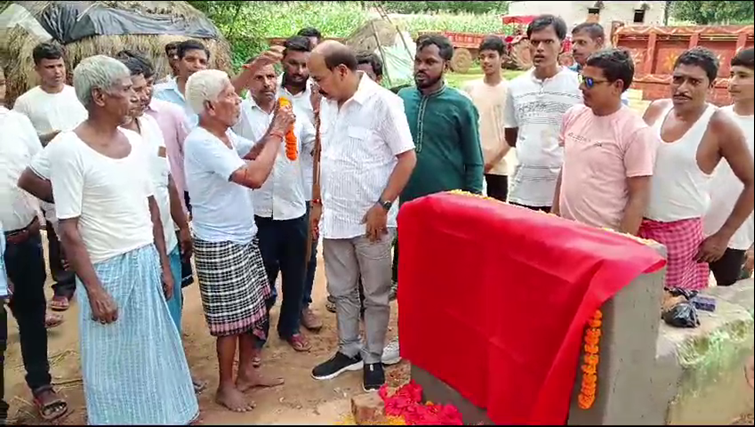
[641,47,755,290]
[703,48,755,286]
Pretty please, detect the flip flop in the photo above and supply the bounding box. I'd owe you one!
[50,296,70,312]
[45,313,64,329]
[33,390,68,421]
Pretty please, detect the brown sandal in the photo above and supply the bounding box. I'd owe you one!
[286,334,311,352]
[50,296,70,312]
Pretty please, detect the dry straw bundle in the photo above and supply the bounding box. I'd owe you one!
[0,1,232,106]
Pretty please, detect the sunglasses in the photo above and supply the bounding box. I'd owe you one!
[579,74,610,89]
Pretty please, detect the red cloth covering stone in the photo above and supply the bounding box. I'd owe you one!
[397,193,666,425]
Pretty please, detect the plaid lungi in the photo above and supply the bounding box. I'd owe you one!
[193,238,270,337]
[639,217,710,290]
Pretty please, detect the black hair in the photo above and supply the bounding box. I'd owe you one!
[356,52,384,77]
[674,47,719,83]
[323,47,358,72]
[415,34,454,61]
[297,27,323,41]
[119,57,146,77]
[526,14,568,41]
[164,41,179,55]
[585,48,634,93]
[732,48,754,70]
[572,22,605,42]
[32,42,64,66]
[479,36,505,56]
[115,50,155,79]
[283,35,312,57]
[177,39,210,60]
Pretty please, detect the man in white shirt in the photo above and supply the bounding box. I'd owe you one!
[275,36,324,332]
[704,48,755,286]
[49,55,197,424]
[232,61,316,353]
[183,65,292,412]
[463,35,511,202]
[13,42,86,312]
[308,41,417,391]
[0,66,68,421]
[503,15,582,212]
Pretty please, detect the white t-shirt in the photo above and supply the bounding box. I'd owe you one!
[28,143,58,228]
[184,127,258,244]
[703,106,755,250]
[503,67,582,207]
[13,85,87,135]
[50,130,156,263]
[135,115,178,253]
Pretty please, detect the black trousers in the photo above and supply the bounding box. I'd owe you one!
[1,304,9,423]
[46,223,76,299]
[485,174,509,202]
[255,215,308,342]
[710,248,746,287]
[4,227,52,394]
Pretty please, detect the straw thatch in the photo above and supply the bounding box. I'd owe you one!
[0,1,232,106]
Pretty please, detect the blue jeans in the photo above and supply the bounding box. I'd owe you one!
[302,203,318,307]
[256,215,308,342]
[165,246,183,335]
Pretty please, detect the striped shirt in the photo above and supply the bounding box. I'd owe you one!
[319,73,415,240]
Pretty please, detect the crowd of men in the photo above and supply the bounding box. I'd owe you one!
[0,13,753,424]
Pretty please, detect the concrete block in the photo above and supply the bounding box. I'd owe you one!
[351,393,386,425]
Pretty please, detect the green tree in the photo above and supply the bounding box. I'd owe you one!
[670,0,754,25]
[380,1,509,15]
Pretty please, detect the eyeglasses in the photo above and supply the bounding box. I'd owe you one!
[579,74,610,89]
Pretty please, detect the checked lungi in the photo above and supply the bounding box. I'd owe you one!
[193,238,270,337]
[639,217,710,290]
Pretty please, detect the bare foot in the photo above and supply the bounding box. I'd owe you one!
[215,385,255,412]
[236,369,285,393]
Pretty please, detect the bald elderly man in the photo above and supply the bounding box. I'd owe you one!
[307,41,416,391]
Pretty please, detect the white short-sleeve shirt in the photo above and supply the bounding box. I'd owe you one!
[136,115,178,253]
[503,67,582,207]
[49,129,156,263]
[184,127,258,244]
[13,85,87,135]
[319,74,415,240]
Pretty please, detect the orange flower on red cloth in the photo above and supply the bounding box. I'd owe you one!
[578,309,602,410]
[278,97,298,161]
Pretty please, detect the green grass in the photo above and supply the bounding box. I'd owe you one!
[446,68,525,89]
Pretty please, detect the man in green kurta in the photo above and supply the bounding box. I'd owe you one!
[398,34,484,204]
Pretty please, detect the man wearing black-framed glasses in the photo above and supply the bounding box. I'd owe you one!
[553,49,658,236]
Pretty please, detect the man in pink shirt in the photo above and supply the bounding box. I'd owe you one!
[553,49,658,235]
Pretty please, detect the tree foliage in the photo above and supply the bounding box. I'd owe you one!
[670,0,754,25]
[379,1,509,15]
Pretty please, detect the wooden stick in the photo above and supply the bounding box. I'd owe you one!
[305,108,322,265]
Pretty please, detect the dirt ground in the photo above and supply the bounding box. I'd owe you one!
[3,233,408,425]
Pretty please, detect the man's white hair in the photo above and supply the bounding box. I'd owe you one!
[186,69,231,115]
[73,55,130,108]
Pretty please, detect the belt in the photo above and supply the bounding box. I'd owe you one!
[4,217,41,245]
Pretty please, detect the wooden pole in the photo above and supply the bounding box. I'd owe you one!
[304,108,322,265]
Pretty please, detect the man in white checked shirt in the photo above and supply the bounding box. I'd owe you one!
[307,41,417,392]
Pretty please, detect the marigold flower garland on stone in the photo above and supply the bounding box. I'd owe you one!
[578,309,603,410]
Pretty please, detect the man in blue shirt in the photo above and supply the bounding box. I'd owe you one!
[570,22,630,106]
[153,39,210,128]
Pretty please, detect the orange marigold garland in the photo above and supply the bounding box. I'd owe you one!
[578,309,602,410]
[277,97,298,161]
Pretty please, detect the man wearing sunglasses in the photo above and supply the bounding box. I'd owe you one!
[553,49,658,236]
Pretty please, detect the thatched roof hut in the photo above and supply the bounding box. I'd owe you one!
[0,1,232,106]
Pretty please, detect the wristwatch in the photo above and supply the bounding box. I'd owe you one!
[377,198,392,211]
